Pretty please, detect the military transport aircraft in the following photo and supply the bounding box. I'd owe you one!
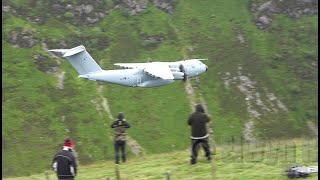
[49,45,208,87]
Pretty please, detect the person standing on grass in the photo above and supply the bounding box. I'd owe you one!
[52,138,78,180]
[111,112,131,164]
[188,104,212,165]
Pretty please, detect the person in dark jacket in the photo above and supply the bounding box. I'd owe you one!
[52,138,78,180]
[188,104,211,165]
[111,112,130,164]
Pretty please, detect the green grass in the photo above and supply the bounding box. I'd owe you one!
[4,139,318,180]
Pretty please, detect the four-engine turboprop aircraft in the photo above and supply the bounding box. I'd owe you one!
[49,45,208,87]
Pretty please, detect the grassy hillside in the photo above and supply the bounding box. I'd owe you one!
[2,0,318,177]
[4,139,318,180]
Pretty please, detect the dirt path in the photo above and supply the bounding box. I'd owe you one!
[96,85,146,156]
[184,78,216,180]
[307,121,318,137]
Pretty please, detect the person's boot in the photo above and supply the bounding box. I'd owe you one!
[190,159,196,166]
[207,156,212,161]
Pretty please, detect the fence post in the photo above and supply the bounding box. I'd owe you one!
[166,171,170,180]
[45,171,49,180]
[115,164,120,180]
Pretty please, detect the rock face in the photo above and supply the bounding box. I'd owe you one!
[2,0,109,25]
[142,35,164,50]
[256,15,272,29]
[44,34,110,51]
[114,0,176,16]
[5,29,38,48]
[3,0,177,26]
[250,0,318,29]
[151,0,176,14]
[33,53,61,74]
[114,0,148,16]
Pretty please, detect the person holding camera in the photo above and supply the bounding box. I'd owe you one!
[111,112,131,164]
[188,104,212,165]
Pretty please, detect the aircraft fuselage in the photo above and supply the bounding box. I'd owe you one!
[78,60,208,87]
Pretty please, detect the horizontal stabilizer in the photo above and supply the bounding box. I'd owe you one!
[185,58,208,61]
[49,45,86,57]
[48,49,69,54]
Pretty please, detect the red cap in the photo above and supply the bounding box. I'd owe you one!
[64,138,73,148]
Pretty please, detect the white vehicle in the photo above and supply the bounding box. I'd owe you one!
[49,45,208,87]
[285,165,318,178]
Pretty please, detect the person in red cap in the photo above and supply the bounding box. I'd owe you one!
[52,138,78,180]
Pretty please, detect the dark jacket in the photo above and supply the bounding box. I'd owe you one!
[188,104,210,138]
[52,147,77,179]
[111,120,130,141]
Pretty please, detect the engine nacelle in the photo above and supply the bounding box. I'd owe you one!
[172,72,185,80]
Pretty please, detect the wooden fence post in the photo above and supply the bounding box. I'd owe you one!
[166,171,170,180]
[45,171,49,180]
[115,164,120,180]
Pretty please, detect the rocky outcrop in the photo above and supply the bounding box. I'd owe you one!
[141,35,164,49]
[256,15,272,29]
[151,0,176,14]
[45,35,109,50]
[72,3,107,24]
[114,0,176,16]
[2,0,109,25]
[3,0,177,26]
[5,28,38,48]
[250,0,318,29]
[33,53,61,74]
[114,0,148,16]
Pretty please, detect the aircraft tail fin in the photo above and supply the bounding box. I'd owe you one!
[49,45,102,75]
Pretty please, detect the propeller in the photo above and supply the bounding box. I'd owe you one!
[179,64,188,82]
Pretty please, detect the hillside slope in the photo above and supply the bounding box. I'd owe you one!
[2,0,318,177]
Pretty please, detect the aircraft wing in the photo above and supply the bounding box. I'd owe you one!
[143,62,174,80]
[114,63,147,69]
[114,62,174,80]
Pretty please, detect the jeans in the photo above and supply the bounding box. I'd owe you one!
[115,140,126,164]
